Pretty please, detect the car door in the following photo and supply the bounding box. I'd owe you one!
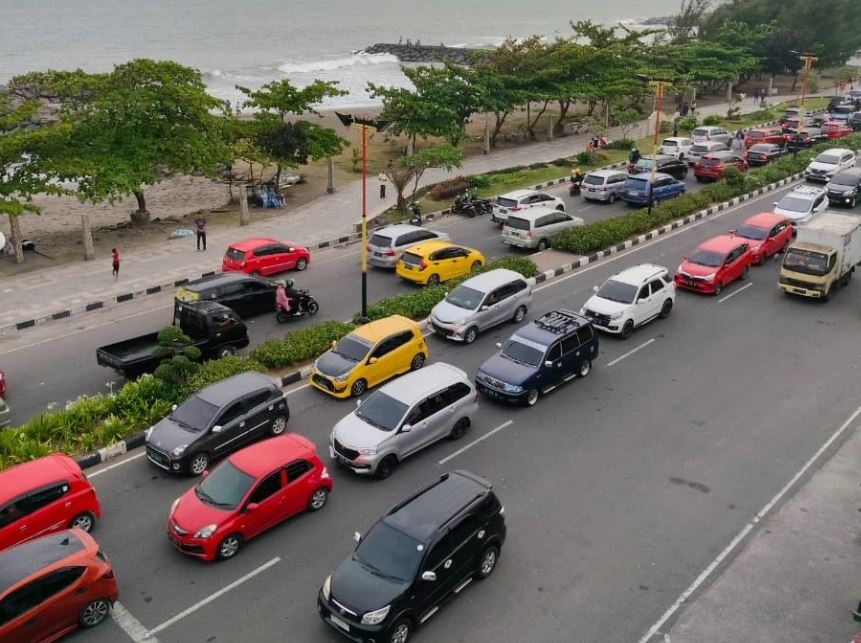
[492,282,519,325]
[244,280,276,316]
[475,288,502,331]
[415,533,460,610]
[399,391,448,456]
[813,193,827,215]
[726,247,745,282]
[0,566,88,643]
[282,460,314,519]
[218,282,249,317]
[632,284,652,325]
[542,342,565,387]
[210,399,249,456]
[446,247,472,280]
[249,246,272,275]
[647,279,667,320]
[387,330,420,376]
[268,244,295,273]
[242,390,275,440]
[842,153,855,170]
[767,221,788,255]
[428,248,454,280]
[241,469,285,538]
[10,483,72,546]
[524,194,543,210]
[366,332,414,386]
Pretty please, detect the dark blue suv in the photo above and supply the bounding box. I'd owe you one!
[475,310,598,407]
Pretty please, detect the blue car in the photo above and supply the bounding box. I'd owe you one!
[621,172,687,207]
[475,310,598,407]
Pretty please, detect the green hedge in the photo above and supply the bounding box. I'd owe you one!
[251,321,356,370]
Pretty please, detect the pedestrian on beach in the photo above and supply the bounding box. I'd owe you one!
[111,248,120,280]
[378,172,387,199]
[194,214,207,251]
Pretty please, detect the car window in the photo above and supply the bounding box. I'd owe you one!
[637,285,650,300]
[545,343,562,362]
[270,245,290,254]
[441,382,472,406]
[425,535,453,570]
[20,483,71,516]
[248,471,282,504]
[212,312,238,329]
[254,246,274,257]
[217,401,246,427]
[649,279,665,295]
[661,273,672,284]
[447,517,477,550]
[286,460,312,483]
[526,194,542,204]
[245,390,272,411]
[535,215,552,228]
[415,231,437,243]
[0,566,85,627]
[417,391,449,420]
[219,283,245,296]
[560,335,580,355]
[369,233,393,248]
[451,247,470,258]
[576,325,594,345]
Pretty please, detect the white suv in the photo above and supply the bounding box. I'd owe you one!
[773,185,829,225]
[580,264,675,339]
[804,148,857,183]
[492,189,565,224]
[659,137,696,159]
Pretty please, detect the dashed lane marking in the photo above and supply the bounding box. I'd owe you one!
[87,452,146,478]
[606,338,655,368]
[717,281,754,303]
[112,601,159,643]
[438,420,514,465]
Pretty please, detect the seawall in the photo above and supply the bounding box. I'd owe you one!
[363,43,482,65]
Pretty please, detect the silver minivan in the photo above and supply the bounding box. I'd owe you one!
[501,206,584,251]
[429,268,533,343]
[686,141,729,166]
[580,169,629,204]
[367,224,450,268]
[329,362,478,478]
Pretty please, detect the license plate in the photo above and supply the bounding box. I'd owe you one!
[586,187,597,193]
[403,265,414,270]
[329,615,350,632]
[373,251,382,257]
[793,288,805,294]
[510,231,521,237]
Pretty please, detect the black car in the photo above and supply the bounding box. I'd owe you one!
[318,471,505,643]
[633,154,689,180]
[785,127,828,151]
[145,372,289,475]
[826,168,861,208]
[175,273,276,318]
[744,143,787,166]
[849,112,861,132]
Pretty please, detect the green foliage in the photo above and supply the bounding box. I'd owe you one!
[152,326,201,389]
[467,174,493,189]
[576,151,599,165]
[251,321,356,369]
[701,115,722,126]
[182,356,266,398]
[721,166,747,193]
[605,139,636,150]
[678,115,699,133]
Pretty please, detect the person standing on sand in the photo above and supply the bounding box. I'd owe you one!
[194,215,207,251]
[111,248,120,280]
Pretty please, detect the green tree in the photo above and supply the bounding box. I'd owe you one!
[152,326,202,389]
[612,108,642,142]
[384,144,465,210]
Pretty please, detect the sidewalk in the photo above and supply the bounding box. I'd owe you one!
[665,423,861,643]
[0,91,806,330]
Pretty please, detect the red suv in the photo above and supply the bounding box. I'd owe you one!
[675,235,753,295]
[168,433,333,561]
[822,120,853,139]
[729,213,793,265]
[0,529,118,642]
[222,238,311,277]
[0,454,101,552]
[744,127,785,148]
[694,151,748,181]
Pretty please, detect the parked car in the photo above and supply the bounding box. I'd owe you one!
[744,143,787,166]
[631,154,689,180]
[429,269,532,344]
[580,264,675,339]
[167,433,331,561]
[785,127,828,151]
[828,95,850,111]
[222,237,311,277]
[580,169,629,203]
[685,141,729,166]
[690,125,732,146]
[744,127,786,148]
[729,213,793,264]
[501,207,584,251]
[621,172,686,207]
[781,115,817,132]
[0,530,118,642]
[828,105,854,122]
[773,185,829,225]
[658,137,695,158]
[318,471,505,643]
[779,107,801,123]
[694,151,748,181]
[848,111,861,131]
[0,454,101,551]
[821,120,853,139]
[175,272,277,318]
[145,372,289,476]
[804,148,857,182]
[367,224,450,269]
[826,168,861,208]
[0,397,9,429]
[491,189,565,224]
[330,363,478,479]
[675,235,753,295]
[475,309,598,407]
[310,316,427,399]
[396,241,485,287]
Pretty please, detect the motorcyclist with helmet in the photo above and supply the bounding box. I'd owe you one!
[276,279,303,316]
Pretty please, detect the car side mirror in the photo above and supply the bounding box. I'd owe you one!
[592,285,599,293]
[246,502,259,512]
[171,404,178,411]
[353,531,362,544]
[201,470,209,479]
[544,360,554,368]
[495,342,502,349]
[211,425,223,434]
[421,571,437,582]
[368,356,378,364]
[729,229,737,235]
[288,247,296,252]
[480,305,489,311]
[401,424,412,433]
[773,202,778,207]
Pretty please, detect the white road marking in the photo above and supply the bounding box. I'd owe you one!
[87,451,146,478]
[579,205,596,211]
[438,420,513,465]
[717,281,753,303]
[147,557,281,636]
[112,601,159,642]
[637,399,861,643]
[284,382,311,396]
[606,338,655,367]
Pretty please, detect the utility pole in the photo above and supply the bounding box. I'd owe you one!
[638,75,671,216]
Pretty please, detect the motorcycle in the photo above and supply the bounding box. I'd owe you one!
[408,202,422,226]
[275,290,320,323]
[452,192,493,218]
[569,179,583,196]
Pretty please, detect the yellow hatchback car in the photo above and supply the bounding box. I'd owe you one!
[309,315,428,398]
[395,241,486,287]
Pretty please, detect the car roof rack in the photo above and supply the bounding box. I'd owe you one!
[535,309,584,334]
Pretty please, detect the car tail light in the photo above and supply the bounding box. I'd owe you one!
[101,569,115,580]
[419,259,428,271]
[510,206,522,212]
[384,249,396,257]
[526,231,533,238]
[473,392,479,404]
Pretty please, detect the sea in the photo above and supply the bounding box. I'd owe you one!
[2,0,687,109]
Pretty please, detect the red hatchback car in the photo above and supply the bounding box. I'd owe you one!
[675,235,753,295]
[694,151,748,181]
[0,529,118,642]
[744,127,785,148]
[222,238,311,277]
[0,454,101,552]
[167,433,332,561]
[822,120,853,139]
[729,213,793,265]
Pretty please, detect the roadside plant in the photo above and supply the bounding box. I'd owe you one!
[152,326,202,389]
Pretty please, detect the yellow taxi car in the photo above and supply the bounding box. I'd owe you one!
[309,315,428,398]
[395,241,486,287]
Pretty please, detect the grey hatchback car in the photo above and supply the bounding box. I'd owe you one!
[367,224,451,268]
[429,268,532,344]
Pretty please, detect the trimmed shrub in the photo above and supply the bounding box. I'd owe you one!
[528,161,549,170]
[251,321,356,370]
[429,176,469,200]
[182,356,267,398]
[576,151,599,164]
[467,174,492,189]
[550,157,575,167]
[605,139,636,150]
[702,115,722,126]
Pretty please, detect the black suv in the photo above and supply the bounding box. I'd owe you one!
[632,154,688,180]
[175,272,276,318]
[145,372,289,475]
[826,167,861,208]
[318,471,506,643]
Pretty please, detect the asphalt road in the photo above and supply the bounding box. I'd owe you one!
[0,172,707,426]
[59,186,861,643]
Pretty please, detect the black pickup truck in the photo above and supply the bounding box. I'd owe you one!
[96,301,250,378]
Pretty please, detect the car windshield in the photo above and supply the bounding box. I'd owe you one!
[196,460,255,509]
[505,216,530,231]
[777,195,811,212]
[445,284,484,310]
[368,233,392,247]
[333,336,372,362]
[400,252,423,266]
[624,178,649,191]
[496,197,518,208]
[689,249,725,267]
[692,128,709,137]
[355,522,423,582]
[171,396,219,431]
[662,140,678,148]
[355,392,408,432]
[635,159,652,170]
[830,173,859,186]
[783,248,829,276]
[225,248,245,262]
[750,145,772,153]
[748,131,764,138]
[734,224,768,241]
[815,153,840,165]
[690,145,709,154]
[596,279,638,304]
[583,175,604,186]
[699,157,721,167]
[501,339,543,367]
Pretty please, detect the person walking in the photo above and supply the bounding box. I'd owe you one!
[194,214,207,251]
[378,172,387,199]
[690,100,697,115]
[734,129,745,151]
[111,248,120,280]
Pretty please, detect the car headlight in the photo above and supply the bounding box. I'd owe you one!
[608,311,623,319]
[194,524,218,539]
[752,245,762,252]
[503,383,524,394]
[145,426,154,441]
[321,575,332,601]
[702,274,716,282]
[169,497,180,516]
[361,605,391,625]
[171,445,187,457]
[357,446,377,456]
[332,374,349,384]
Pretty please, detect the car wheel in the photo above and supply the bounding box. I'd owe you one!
[350,378,368,397]
[607,193,617,204]
[556,204,565,211]
[388,618,412,643]
[660,299,673,319]
[217,534,242,560]
[476,545,500,580]
[217,346,236,359]
[375,455,398,479]
[410,353,426,370]
[70,512,96,532]
[537,238,549,251]
[524,389,539,407]
[308,488,329,511]
[471,260,483,272]
[620,320,634,340]
[270,414,288,436]
[427,273,441,287]
[578,358,592,378]
[740,265,749,280]
[463,326,479,345]
[713,282,723,296]
[295,257,307,271]
[450,418,470,440]
[188,452,210,476]
[79,598,111,628]
[251,271,261,278]
[512,305,527,323]
[681,169,688,179]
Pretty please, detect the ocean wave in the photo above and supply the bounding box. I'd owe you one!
[277,53,399,75]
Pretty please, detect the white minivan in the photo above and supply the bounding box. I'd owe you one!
[501,206,584,251]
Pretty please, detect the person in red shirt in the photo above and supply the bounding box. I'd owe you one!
[111,248,120,280]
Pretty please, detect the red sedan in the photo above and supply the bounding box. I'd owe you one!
[675,235,753,296]
[167,433,332,561]
[694,151,748,182]
[222,237,311,277]
[729,213,793,265]
[822,120,853,139]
